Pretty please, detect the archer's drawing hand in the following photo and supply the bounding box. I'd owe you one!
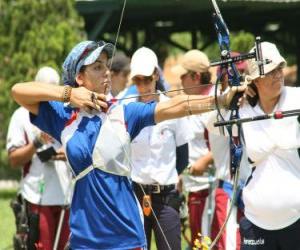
[219,81,248,108]
[70,87,108,112]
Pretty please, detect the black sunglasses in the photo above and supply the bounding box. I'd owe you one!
[132,75,154,84]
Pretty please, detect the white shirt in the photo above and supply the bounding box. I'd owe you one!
[208,132,251,183]
[6,107,73,205]
[130,94,191,185]
[107,89,128,103]
[241,87,300,230]
[206,87,300,230]
[182,113,212,192]
[107,87,137,105]
[182,86,216,192]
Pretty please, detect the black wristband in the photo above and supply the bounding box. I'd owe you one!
[33,137,43,149]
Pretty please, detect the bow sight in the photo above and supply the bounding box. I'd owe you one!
[210,36,271,77]
[210,35,270,107]
[210,0,271,112]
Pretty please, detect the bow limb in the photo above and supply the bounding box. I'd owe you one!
[208,1,243,249]
[108,0,127,68]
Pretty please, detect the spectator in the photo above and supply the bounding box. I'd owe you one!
[108,52,131,99]
[172,49,215,245]
[7,66,72,250]
[130,47,191,250]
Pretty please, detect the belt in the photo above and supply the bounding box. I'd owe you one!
[132,182,175,194]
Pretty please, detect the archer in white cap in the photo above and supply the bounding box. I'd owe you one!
[129,47,191,249]
[208,41,300,250]
[7,66,72,249]
[11,40,245,249]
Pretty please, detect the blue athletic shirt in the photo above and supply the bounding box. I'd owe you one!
[30,101,157,249]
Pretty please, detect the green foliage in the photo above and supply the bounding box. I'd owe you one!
[203,30,255,60]
[0,188,17,249]
[170,32,193,54]
[230,31,256,53]
[169,30,255,61]
[0,0,86,178]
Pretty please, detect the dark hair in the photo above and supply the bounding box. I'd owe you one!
[155,68,166,92]
[156,78,166,92]
[190,71,211,85]
[110,52,130,73]
[200,71,211,85]
[246,82,259,107]
[79,65,86,73]
[71,65,87,87]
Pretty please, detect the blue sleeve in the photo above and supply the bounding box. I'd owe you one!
[124,101,157,141]
[30,101,73,143]
[123,85,138,96]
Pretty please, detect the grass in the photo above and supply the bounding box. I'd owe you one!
[0,189,191,250]
[0,189,16,250]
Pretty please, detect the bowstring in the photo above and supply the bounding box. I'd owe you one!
[109,82,217,102]
[108,0,127,69]
[209,167,240,249]
[209,0,243,249]
[105,0,172,248]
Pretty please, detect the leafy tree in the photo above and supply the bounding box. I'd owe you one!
[202,30,255,60]
[0,0,86,178]
[169,30,255,59]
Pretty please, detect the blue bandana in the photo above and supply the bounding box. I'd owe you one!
[62,40,114,86]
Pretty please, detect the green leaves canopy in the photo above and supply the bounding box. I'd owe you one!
[0,0,86,178]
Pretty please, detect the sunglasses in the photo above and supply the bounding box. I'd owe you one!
[132,75,154,84]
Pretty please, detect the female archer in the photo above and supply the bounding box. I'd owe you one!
[11,40,243,249]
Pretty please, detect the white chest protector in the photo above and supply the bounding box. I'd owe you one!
[61,105,131,181]
[92,105,131,176]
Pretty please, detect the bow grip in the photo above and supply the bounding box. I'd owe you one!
[229,91,243,110]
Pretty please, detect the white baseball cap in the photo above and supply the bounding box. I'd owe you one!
[35,66,60,85]
[130,47,158,79]
[247,42,286,80]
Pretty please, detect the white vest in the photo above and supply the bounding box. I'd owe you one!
[93,105,131,176]
[61,105,131,180]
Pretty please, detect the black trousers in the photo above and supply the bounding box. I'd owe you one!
[133,183,181,250]
[240,216,300,250]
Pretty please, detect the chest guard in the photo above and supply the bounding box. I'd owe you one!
[92,105,131,176]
